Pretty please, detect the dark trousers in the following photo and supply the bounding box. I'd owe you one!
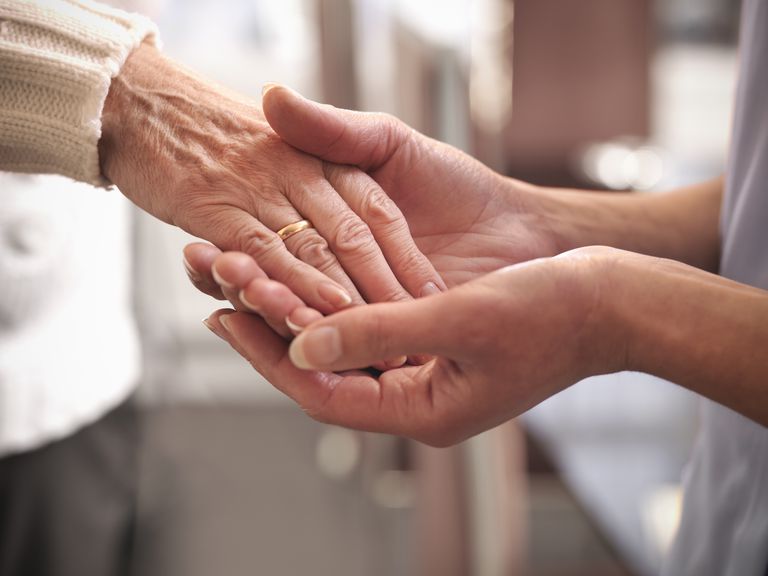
[0,397,139,576]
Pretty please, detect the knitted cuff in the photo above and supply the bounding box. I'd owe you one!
[0,0,158,187]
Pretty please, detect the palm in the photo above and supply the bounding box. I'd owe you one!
[368,138,555,287]
[260,86,556,288]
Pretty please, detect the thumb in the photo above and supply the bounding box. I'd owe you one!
[262,84,408,171]
[289,297,444,372]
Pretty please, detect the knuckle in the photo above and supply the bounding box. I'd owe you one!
[394,246,430,279]
[377,112,403,135]
[290,231,338,274]
[360,311,390,353]
[331,215,375,256]
[377,288,412,304]
[375,113,406,157]
[360,187,403,228]
[238,226,284,261]
[322,162,349,183]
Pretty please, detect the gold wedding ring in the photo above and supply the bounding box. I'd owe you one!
[276,219,313,241]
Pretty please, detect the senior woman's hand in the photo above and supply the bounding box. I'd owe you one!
[98,43,443,313]
[183,84,558,313]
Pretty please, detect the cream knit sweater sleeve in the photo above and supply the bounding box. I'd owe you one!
[0,0,157,186]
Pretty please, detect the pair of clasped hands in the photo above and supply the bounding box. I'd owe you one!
[105,43,767,438]
[177,83,626,446]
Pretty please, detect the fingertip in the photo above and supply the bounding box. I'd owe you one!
[419,281,443,298]
[317,282,353,310]
[184,242,220,276]
[288,335,312,370]
[205,309,235,338]
[385,356,408,369]
[211,263,235,290]
[238,288,261,313]
[289,326,342,371]
[286,306,323,335]
[183,253,201,282]
[263,83,305,126]
[212,251,268,291]
[262,81,280,97]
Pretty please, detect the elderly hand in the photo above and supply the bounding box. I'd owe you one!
[203,247,627,445]
[183,84,559,315]
[98,43,443,314]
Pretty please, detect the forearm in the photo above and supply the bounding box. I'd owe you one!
[609,255,768,426]
[517,177,723,272]
[0,0,157,186]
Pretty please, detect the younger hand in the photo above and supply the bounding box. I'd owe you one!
[204,247,625,446]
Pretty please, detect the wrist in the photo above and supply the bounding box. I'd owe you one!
[98,42,270,222]
[562,246,635,376]
[495,176,563,260]
[599,251,706,377]
[99,41,163,187]
[503,178,602,257]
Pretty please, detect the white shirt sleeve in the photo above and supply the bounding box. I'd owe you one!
[0,0,158,186]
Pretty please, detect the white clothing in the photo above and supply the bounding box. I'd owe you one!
[661,0,768,574]
[0,0,155,455]
[0,172,139,455]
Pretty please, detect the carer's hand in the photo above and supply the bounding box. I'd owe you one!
[258,84,559,288]
[99,43,443,313]
[205,247,626,446]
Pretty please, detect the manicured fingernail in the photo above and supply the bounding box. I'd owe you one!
[419,282,441,298]
[239,289,261,313]
[262,82,279,96]
[183,255,201,281]
[317,282,353,309]
[289,327,341,370]
[287,307,324,335]
[218,314,233,333]
[211,266,234,289]
[285,316,304,334]
[203,318,226,341]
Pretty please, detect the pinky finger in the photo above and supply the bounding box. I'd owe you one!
[184,242,225,300]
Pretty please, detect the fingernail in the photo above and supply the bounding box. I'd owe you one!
[211,266,234,289]
[219,314,232,333]
[239,289,261,313]
[317,282,353,309]
[287,307,324,335]
[289,327,341,370]
[419,282,441,298]
[285,316,304,334]
[385,356,407,369]
[410,354,433,366]
[203,318,226,341]
[262,82,279,96]
[183,255,201,281]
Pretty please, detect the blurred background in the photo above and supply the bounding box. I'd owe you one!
[17,0,745,575]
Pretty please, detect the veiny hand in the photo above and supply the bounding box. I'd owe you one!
[98,43,443,314]
[204,247,627,446]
